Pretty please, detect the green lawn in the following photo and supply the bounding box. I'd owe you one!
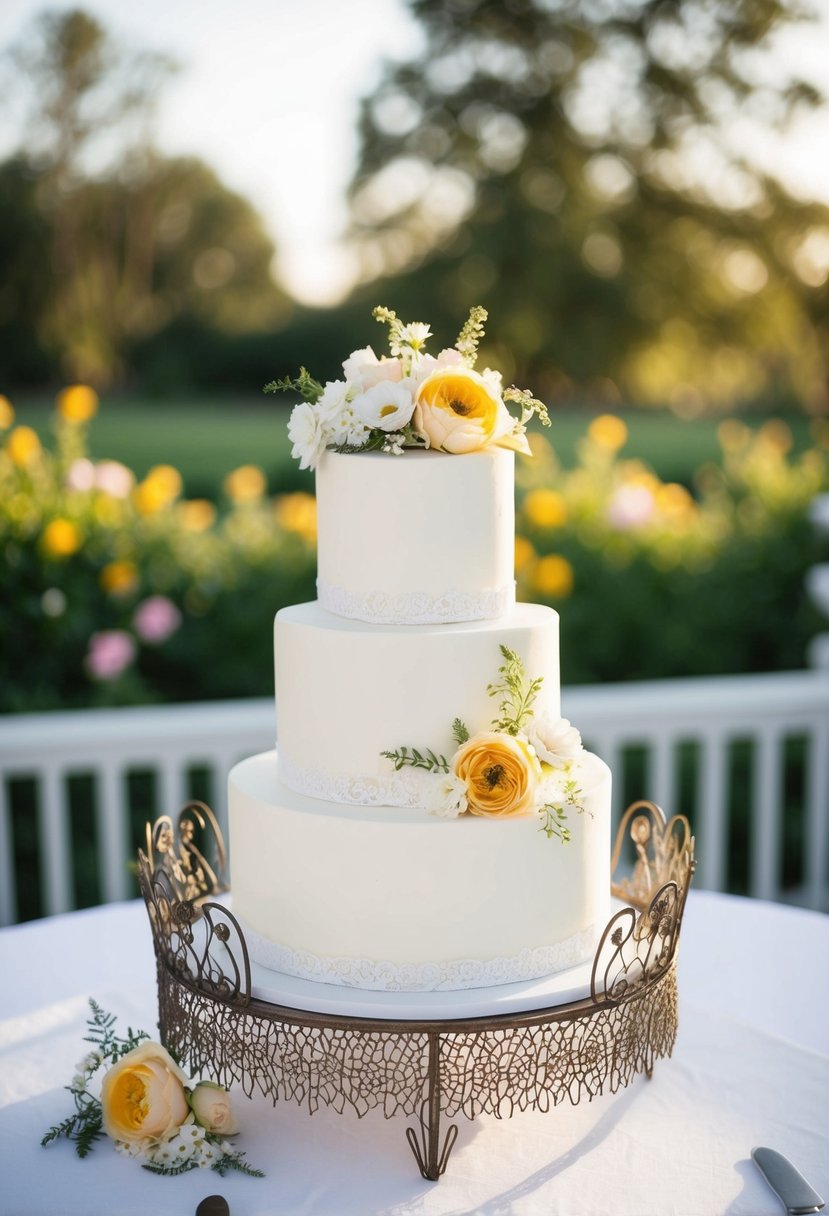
[13,393,817,500]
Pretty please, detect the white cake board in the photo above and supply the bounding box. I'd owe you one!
[245,899,626,1022]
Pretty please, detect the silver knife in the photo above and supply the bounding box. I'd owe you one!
[752,1147,825,1214]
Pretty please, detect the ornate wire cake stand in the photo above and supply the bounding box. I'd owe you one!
[138,799,695,1180]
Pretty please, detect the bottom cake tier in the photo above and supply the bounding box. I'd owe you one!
[228,749,611,993]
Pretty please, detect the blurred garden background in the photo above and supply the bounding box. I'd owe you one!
[2,0,829,714]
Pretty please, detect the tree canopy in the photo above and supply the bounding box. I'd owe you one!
[347,0,829,412]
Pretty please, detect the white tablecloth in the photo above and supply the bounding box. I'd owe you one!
[1,891,827,1216]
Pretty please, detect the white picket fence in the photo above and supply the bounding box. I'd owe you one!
[0,669,827,927]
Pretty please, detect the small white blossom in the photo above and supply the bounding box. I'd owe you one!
[70,1073,86,1094]
[400,322,432,349]
[316,378,351,424]
[287,401,327,471]
[527,716,583,768]
[426,771,468,819]
[353,380,415,432]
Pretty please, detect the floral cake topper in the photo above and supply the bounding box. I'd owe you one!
[266,306,551,469]
[382,646,586,841]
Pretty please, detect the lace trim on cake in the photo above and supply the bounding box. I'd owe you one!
[279,753,431,808]
[240,918,599,992]
[317,578,515,625]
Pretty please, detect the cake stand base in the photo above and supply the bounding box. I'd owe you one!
[138,799,694,1180]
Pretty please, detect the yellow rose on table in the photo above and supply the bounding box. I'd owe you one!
[414,367,531,455]
[100,1041,189,1146]
[452,730,541,817]
[190,1080,239,1136]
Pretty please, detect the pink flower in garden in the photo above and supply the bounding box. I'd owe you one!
[95,460,134,498]
[66,458,96,492]
[606,484,656,531]
[85,631,136,681]
[133,596,182,644]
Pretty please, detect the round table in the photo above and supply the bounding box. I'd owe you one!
[0,888,826,1215]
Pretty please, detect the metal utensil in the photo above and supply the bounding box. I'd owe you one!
[752,1147,825,1214]
[195,1197,230,1216]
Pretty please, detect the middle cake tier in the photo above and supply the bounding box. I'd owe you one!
[275,601,561,807]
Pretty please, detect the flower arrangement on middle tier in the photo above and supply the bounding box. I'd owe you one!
[382,646,586,841]
[265,306,551,469]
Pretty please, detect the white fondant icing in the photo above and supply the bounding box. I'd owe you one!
[315,447,515,624]
[316,577,515,625]
[274,602,561,798]
[228,750,612,993]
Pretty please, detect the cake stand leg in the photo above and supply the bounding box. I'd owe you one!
[405,1033,459,1181]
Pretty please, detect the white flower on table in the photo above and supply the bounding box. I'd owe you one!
[353,380,416,432]
[526,716,583,768]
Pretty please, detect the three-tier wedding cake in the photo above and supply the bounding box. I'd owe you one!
[229,308,612,992]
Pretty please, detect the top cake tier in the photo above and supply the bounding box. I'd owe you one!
[315,447,515,625]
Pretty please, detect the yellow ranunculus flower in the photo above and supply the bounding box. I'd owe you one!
[414,367,530,455]
[100,560,138,597]
[524,488,568,529]
[452,730,541,818]
[0,395,14,429]
[224,464,266,502]
[42,518,82,558]
[6,425,41,466]
[179,499,216,532]
[57,384,99,423]
[588,414,628,451]
[100,1041,189,1147]
[534,554,574,599]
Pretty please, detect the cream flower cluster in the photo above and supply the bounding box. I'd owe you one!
[285,310,535,470]
[383,647,585,839]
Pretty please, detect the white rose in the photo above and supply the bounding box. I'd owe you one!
[190,1080,239,1136]
[353,380,416,432]
[316,378,351,425]
[527,717,583,767]
[287,401,327,471]
[342,346,379,383]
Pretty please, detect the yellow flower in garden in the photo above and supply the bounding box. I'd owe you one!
[717,419,751,453]
[524,488,568,530]
[0,396,14,429]
[100,560,138,597]
[452,731,541,818]
[57,384,99,423]
[134,465,182,515]
[275,492,317,541]
[42,518,82,558]
[514,535,535,571]
[6,425,41,466]
[179,499,216,532]
[588,414,628,451]
[656,482,694,518]
[224,464,266,502]
[758,419,792,455]
[534,554,574,599]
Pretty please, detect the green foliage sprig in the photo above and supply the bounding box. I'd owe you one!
[455,306,488,366]
[538,778,586,843]
[452,718,470,745]
[41,1000,263,1179]
[487,644,543,735]
[263,367,324,404]
[381,746,450,774]
[372,305,406,355]
[504,386,551,429]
